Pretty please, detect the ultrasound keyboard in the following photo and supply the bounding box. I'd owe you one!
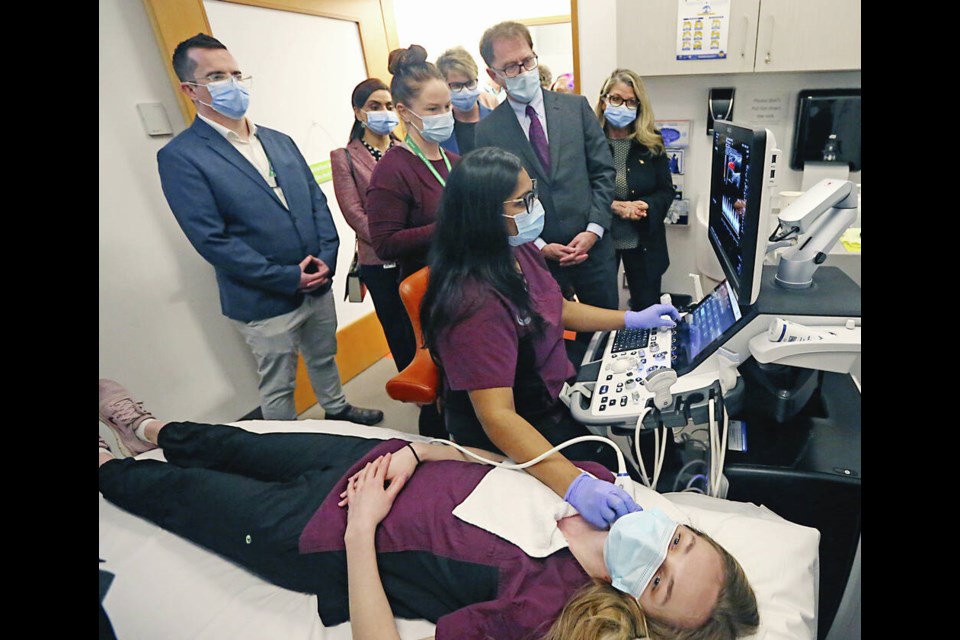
[590,325,676,419]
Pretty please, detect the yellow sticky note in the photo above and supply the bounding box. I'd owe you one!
[840,228,861,253]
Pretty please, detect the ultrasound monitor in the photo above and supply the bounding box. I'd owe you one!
[708,121,778,306]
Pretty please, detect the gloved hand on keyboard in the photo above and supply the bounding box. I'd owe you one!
[624,304,681,330]
[563,472,642,529]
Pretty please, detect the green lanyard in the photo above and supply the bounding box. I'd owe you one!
[405,135,451,187]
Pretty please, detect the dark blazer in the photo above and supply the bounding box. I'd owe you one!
[614,140,674,277]
[475,90,615,244]
[158,118,339,323]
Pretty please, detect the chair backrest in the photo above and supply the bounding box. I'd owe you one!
[385,267,439,404]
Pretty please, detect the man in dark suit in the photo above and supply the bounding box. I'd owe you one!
[157,34,382,425]
[476,22,619,319]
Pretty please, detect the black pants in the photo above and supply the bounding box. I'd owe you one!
[616,247,662,311]
[98,422,379,593]
[360,264,416,372]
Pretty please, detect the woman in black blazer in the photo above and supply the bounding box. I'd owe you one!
[594,69,675,310]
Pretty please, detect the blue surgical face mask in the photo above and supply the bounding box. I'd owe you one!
[604,104,638,129]
[603,509,679,597]
[408,109,455,143]
[505,197,546,246]
[364,110,399,135]
[503,68,541,104]
[451,87,481,111]
[202,77,250,120]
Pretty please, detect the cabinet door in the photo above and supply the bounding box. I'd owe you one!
[617,0,760,76]
[755,0,861,72]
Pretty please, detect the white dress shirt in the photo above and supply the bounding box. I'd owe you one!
[199,115,288,208]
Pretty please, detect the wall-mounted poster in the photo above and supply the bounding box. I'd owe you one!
[657,120,691,148]
[676,0,730,61]
[667,149,685,175]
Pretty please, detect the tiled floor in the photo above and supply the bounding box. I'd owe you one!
[299,356,421,437]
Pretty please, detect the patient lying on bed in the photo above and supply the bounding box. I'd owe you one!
[98,380,759,640]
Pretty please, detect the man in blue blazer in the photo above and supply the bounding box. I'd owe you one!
[476,22,619,326]
[157,34,382,425]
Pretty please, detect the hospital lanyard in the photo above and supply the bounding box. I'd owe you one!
[405,135,451,187]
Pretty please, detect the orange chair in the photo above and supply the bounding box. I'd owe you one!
[385,267,439,404]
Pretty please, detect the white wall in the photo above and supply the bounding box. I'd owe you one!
[528,22,574,86]
[392,0,571,88]
[578,2,860,300]
[577,0,618,100]
[99,0,263,423]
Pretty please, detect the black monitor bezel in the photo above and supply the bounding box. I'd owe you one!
[790,88,861,172]
[708,121,768,307]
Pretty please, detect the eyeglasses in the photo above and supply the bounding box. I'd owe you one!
[448,79,478,93]
[187,72,252,86]
[604,94,639,110]
[503,179,539,214]
[493,55,539,79]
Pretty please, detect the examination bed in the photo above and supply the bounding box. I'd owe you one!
[99,419,821,639]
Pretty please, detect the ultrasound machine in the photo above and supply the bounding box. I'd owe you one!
[564,121,861,639]
[569,120,860,430]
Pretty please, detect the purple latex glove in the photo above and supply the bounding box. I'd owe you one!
[624,304,681,330]
[563,472,643,529]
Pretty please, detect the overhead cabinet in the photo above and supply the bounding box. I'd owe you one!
[617,0,861,76]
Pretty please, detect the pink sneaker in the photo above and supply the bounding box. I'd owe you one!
[98,379,158,457]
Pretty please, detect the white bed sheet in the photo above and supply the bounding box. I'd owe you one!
[99,419,818,640]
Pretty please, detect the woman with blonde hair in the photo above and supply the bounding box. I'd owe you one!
[595,68,675,310]
[435,46,495,156]
[541,528,760,640]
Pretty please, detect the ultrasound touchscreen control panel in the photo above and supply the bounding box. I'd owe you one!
[589,280,742,420]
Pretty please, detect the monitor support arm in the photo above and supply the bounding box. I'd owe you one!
[771,179,858,289]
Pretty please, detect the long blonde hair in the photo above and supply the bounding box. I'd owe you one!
[542,530,759,640]
[595,68,665,156]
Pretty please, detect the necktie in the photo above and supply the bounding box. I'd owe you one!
[525,104,551,175]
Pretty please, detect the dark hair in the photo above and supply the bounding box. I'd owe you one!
[349,78,390,142]
[388,45,444,107]
[421,147,543,354]
[172,33,227,82]
[479,21,534,67]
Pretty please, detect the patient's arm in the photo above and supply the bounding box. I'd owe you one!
[345,454,407,640]
[468,387,582,498]
[340,441,509,506]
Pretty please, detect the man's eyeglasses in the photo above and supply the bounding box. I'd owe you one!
[503,179,539,214]
[448,79,478,93]
[493,55,539,79]
[187,72,252,86]
[604,94,639,110]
